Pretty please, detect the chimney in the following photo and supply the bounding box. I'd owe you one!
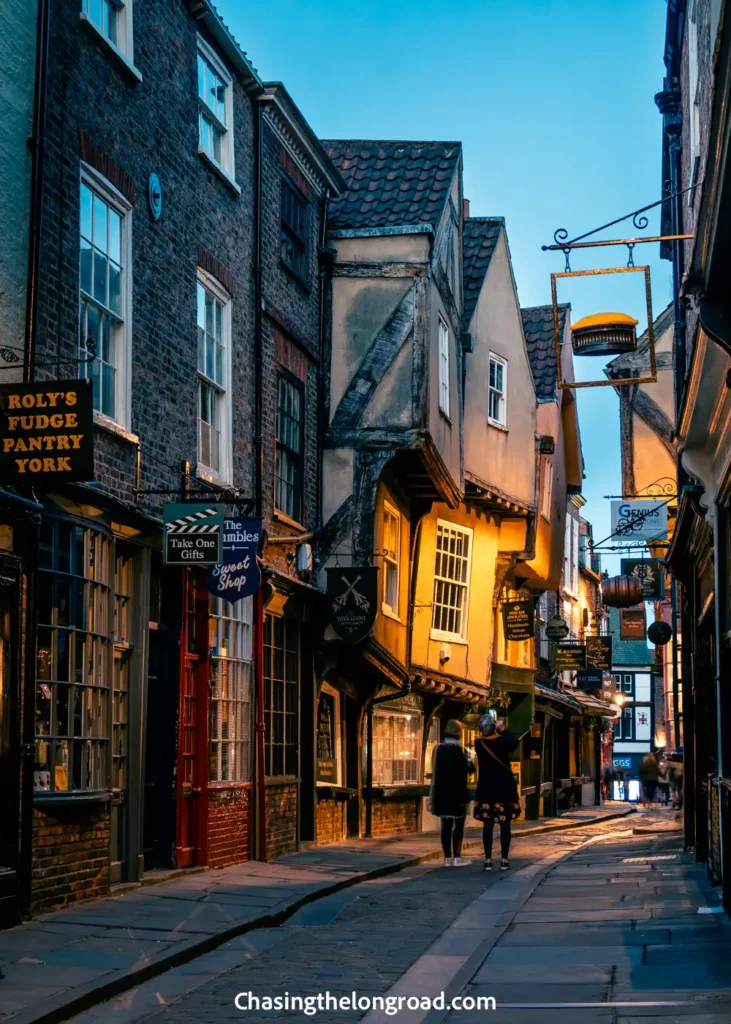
[463,199,470,221]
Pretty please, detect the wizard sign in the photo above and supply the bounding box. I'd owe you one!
[327,567,378,643]
[206,517,262,602]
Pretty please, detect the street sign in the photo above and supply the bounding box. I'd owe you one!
[205,517,262,601]
[545,616,570,641]
[0,379,94,482]
[164,502,224,566]
[621,558,665,600]
[502,599,534,642]
[552,643,586,672]
[611,499,668,542]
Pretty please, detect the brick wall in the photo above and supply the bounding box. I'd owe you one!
[315,794,345,845]
[362,798,419,837]
[207,787,251,869]
[31,804,109,914]
[265,782,298,858]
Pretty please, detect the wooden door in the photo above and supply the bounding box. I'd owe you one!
[175,571,208,868]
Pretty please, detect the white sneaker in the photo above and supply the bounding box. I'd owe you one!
[452,857,471,867]
[444,857,454,867]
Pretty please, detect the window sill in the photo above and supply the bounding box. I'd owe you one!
[488,419,508,433]
[265,776,300,786]
[540,512,551,523]
[93,411,138,446]
[430,630,468,646]
[34,789,112,807]
[197,148,241,196]
[438,408,452,425]
[280,259,312,294]
[368,784,430,800]
[273,510,307,532]
[196,465,233,490]
[381,605,402,623]
[208,781,253,790]
[79,14,142,83]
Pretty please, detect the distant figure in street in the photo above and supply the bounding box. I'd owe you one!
[668,752,684,810]
[639,751,660,806]
[602,763,615,801]
[657,754,671,806]
[429,719,475,867]
[474,714,520,871]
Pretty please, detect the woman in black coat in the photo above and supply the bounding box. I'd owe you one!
[429,719,475,866]
[474,714,520,871]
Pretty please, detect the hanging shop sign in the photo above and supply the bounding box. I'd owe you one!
[620,558,665,600]
[502,599,534,642]
[552,643,586,672]
[577,635,613,690]
[545,616,570,641]
[529,722,543,760]
[0,379,94,483]
[163,502,224,566]
[205,517,262,601]
[620,607,646,640]
[326,566,378,643]
[611,499,668,542]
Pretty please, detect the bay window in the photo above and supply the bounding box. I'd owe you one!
[372,711,422,786]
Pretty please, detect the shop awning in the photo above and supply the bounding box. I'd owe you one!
[572,692,620,719]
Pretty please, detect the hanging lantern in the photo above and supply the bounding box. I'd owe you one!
[647,620,672,646]
[601,574,643,607]
[571,312,638,357]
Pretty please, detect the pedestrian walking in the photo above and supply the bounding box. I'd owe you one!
[429,719,475,867]
[473,714,520,872]
[602,762,615,801]
[657,754,671,806]
[639,750,660,807]
[668,752,684,809]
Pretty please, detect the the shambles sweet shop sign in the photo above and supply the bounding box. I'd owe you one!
[206,517,262,601]
[0,380,94,482]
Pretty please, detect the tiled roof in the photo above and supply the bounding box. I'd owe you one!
[608,607,654,666]
[463,218,503,326]
[521,304,569,402]
[322,140,461,232]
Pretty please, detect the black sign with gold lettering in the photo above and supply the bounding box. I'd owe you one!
[502,599,534,642]
[577,636,613,690]
[0,380,94,483]
[552,643,586,672]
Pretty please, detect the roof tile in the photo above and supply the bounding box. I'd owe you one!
[521,303,570,402]
[463,218,503,326]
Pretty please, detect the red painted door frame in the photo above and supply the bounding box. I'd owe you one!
[175,569,209,868]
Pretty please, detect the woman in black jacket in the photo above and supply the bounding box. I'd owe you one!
[474,714,520,871]
[430,719,475,866]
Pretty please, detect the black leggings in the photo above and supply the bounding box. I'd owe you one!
[440,816,465,858]
[483,819,511,860]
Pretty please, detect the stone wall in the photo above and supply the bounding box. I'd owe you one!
[31,804,109,914]
[208,787,251,869]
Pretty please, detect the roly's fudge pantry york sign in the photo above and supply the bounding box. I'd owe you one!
[0,380,94,482]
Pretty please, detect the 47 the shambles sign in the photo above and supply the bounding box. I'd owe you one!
[0,380,93,482]
[502,599,534,642]
[206,517,262,601]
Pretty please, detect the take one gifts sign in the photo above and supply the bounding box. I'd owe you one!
[205,517,262,602]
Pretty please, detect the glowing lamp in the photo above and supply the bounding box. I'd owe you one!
[571,312,639,356]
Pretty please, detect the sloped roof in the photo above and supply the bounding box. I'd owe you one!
[322,140,461,232]
[521,304,569,402]
[609,607,654,666]
[463,218,503,326]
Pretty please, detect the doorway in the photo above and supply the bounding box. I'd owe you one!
[0,553,21,927]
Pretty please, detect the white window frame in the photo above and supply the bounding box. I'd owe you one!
[196,268,233,485]
[317,682,342,787]
[79,163,132,431]
[382,500,401,619]
[208,595,253,784]
[197,36,235,179]
[430,520,473,643]
[372,709,422,787]
[541,458,554,521]
[81,0,136,63]
[488,353,507,427]
[687,0,701,196]
[438,315,450,418]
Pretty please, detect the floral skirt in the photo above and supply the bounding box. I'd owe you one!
[473,800,521,824]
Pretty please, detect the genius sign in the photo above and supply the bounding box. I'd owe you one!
[0,380,94,482]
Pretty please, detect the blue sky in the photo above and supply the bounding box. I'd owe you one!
[218,0,670,568]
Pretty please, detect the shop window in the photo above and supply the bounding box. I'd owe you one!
[275,373,303,521]
[372,711,422,786]
[316,683,341,785]
[423,716,440,782]
[382,501,400,617]
[35,519,112,794]
[208,596,253,783]
[264,614,299,777]
[431,520,472,641]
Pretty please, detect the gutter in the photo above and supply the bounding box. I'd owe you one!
[189,1,263,90]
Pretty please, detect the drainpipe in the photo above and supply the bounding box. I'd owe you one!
[253,100,266,861]
[365,684,411,838]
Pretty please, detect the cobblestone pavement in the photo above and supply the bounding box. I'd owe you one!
[65,812,693,1024]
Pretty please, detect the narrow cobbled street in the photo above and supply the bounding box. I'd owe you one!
[57,811,730,1024]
